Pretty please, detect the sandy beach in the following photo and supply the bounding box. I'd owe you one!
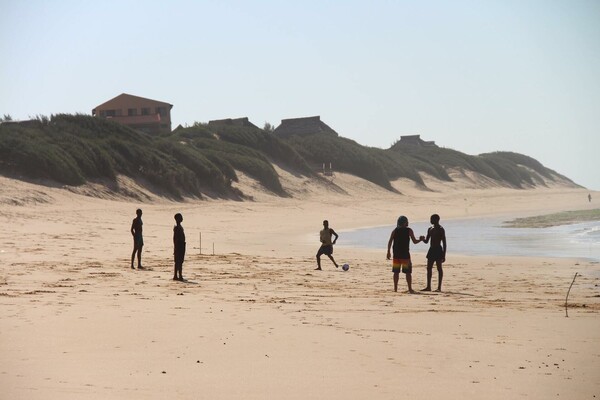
[1,172,599,399]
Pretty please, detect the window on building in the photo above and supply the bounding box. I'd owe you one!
[128,108,138,116]
[141,108,151,116]
[155,107,167,116]
[105,109,116,117]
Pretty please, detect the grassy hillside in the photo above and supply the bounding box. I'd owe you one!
[283,133,571,190]
[390,142,575,188]
[0,115,312,199]
[0,114,578,199]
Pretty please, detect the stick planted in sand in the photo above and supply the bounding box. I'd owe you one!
[565,272,578,318]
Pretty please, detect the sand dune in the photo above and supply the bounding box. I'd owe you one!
[0,173,598,399]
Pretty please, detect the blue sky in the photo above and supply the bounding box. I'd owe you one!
[1,0,599,189]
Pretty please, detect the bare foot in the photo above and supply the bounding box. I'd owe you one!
[315,267,322,270]
[421,287,431,291]
[434,289,442,292]
[408,289,416,294]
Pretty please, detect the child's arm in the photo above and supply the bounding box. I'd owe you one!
[330,229,339,244]
[423,227,432,244]
[441,228,447,261]
[386,231,394,260]
[409,228,422,244]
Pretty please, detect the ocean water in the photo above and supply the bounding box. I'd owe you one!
[339,218,600,262]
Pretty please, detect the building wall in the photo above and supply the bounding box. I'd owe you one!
[93,94,172,134]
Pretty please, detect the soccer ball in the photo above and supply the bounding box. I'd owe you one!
[342,263,349,271]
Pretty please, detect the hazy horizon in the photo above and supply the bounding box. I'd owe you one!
[1,0,599,189]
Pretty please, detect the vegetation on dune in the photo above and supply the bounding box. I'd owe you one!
[286,134,396,190]
[480,151,563,182]
[503,209,600,228]
[204,123,313,176]
[0,113,577,199]
[390,143,575,189]
[0,114,310,198]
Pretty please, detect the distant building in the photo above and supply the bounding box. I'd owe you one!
[92,93,173,134]
[397,134,436,147]
[208,117,259,129]
[273,116,338,138]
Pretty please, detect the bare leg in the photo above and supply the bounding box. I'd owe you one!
[136,247,143,268]
[406,273,415,293]
[327,255,339,268]
[422,260,433,291]
[173,255,181,281]
[131,248,136,269]
[315,255,322,270]
[435,260,443,292]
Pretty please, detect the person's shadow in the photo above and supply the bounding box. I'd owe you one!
[440,291,476,297]
[174,279,199,285]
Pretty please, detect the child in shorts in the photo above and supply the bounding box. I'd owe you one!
[386,215,423,293]
[173,213,186,281]
[422,214,446,292]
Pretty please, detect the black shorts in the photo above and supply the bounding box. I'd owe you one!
[426,246,444,262]
[317,245,333,257]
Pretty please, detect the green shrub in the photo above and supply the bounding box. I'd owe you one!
[286,134,394,190]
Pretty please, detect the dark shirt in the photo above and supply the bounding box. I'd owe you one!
[392,227,412,259]
[173,225,185,249]
[132,217,143,237]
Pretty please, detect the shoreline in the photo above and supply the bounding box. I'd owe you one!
[339,216,600,263]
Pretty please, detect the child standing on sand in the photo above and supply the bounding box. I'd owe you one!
[422,214,447,292]
[130,209,144,270]
[173,213,186,281]
[386,216,423,293]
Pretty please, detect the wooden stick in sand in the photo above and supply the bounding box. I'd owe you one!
[565,272,578,318]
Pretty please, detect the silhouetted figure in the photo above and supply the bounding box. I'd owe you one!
[387,216,423,293]
[422,214,447,292]
[589,193,592,203]
[173,213,186,281]
[130,209,144,269]
[316,220,339,270]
